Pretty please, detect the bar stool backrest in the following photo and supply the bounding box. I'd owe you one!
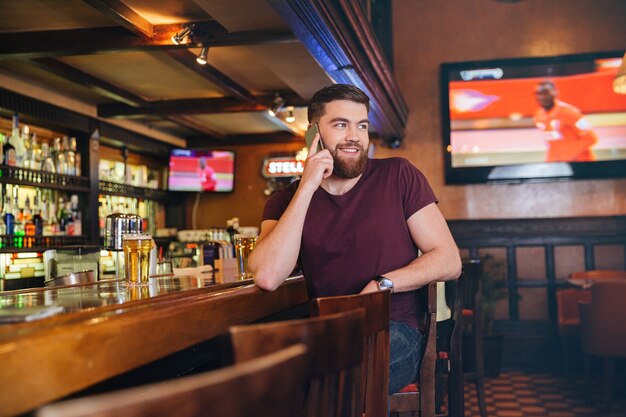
[37,344,309,417]
[310,290,391,417]
[229,309,366,417]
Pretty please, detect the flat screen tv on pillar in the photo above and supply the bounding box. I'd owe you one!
[168,149,235,192]
[440,51,626,184]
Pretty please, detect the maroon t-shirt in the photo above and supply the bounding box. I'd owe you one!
[262,157,437,329]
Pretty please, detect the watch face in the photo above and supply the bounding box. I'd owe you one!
[378,277,393,290]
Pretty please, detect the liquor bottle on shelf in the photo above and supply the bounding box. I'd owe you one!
[73,138,82,176]
[32,208,43,236]
[22,125,31,169]
[61,200,73,235]
[54,137,68,175]
[0,132,5,165]
[4,115,18,166]
[70,194,82,236]
[2,196,14,235]
[9,114,26,168]
[26,132,41,172]
[65,137,76,176]
[40,142,56,173]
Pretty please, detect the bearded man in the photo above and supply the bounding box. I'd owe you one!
[249,83,461,394]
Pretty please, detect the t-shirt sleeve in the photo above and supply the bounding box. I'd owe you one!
[262,185,295,221]
[399,159,438,219]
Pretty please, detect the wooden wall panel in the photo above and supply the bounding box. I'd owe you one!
[594,244,626,270]
[384,0,626,220]
[554,245,586,279]
[185,141,305,229]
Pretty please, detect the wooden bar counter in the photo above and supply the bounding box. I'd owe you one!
[0,274,308,417]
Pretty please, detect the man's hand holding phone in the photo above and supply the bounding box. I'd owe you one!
[301,123,333,192]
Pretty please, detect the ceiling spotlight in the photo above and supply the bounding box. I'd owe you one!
[171,25,192,45]
[267,94,285,117]
[285,106,295,123]
[196,47,209,65]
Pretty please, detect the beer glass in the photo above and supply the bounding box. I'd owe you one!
[123,233,153,285]
[234,234,257,280]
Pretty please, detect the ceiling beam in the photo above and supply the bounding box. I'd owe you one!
[165,50,257,104]
[31,58,143,107]
[82,0,154,37]
[187,131,302,147]
[31,58,224,139]
[97,93,309,118]
[0,26,297,60]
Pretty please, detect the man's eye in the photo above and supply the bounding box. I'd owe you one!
[336,123,346,128]
[358,124,368,130]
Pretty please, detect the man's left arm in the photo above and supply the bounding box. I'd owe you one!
[361,202,461,294]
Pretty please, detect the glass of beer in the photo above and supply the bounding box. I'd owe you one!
[234,233,257,280]
[123,233,153,285]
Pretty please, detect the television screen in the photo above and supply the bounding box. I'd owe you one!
[168,149,235,192]
[441,51,626,184]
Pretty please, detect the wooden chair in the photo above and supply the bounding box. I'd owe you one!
[578,280,626,413]
[229,309,366,417]
[570,270,626,280]
[37,344,309,417]
[434,273,464,417]
[309,290,392,417]
[460,259,487,417]
[560,269,625,372]
[310,285,438,417]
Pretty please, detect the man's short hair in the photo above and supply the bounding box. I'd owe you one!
[537,79,556,90]
[307,84,370,123]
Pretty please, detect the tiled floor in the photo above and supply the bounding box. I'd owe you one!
[462,372,626,417]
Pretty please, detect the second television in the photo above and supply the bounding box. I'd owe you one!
[441,50,626,184]
[168,149,235,192]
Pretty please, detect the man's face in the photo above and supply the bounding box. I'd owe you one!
[317,100,369,179]
[535,84,556,110]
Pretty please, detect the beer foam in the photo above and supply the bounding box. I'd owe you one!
[122,233,151,240]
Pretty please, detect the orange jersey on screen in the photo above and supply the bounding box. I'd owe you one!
[534,100,598,162]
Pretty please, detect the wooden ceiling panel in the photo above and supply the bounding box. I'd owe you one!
[0,61,108,104]
[248,43,332,100]
[201,46,289,94]
[0,0,114,32]
[122,0,209,24]
[193,0,286,32]
[192,112,286,135]
[59,51,225,100]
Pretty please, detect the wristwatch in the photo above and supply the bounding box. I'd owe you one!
[375,275,394,293]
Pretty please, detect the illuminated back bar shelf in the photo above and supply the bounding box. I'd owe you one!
[98,180,170,201]
[0,165,90,192]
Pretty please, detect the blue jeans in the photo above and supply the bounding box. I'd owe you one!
[389,320,424,394]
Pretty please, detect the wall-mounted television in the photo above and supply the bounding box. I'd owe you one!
[441,51,626,184]
[168,149,235,192]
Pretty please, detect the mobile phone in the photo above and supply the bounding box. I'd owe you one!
[305,123,325,153]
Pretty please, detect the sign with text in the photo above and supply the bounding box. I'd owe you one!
[262,157,304,178]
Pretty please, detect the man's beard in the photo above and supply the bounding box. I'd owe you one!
[331,144,368,179]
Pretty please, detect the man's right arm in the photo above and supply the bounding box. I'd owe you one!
[249,134,333,291]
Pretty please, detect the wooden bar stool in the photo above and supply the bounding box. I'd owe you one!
[310,290,391,417]
[37,344,309,417]
[310,285,438,417]
[461,259,487,417]
[578,280,626,413]
[229,309,366,417]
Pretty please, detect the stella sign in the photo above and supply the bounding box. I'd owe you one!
[262,157,305,178]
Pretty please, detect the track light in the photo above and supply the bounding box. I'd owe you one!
[267,94,285,117]
[285,106,295,123]
[196,47,209,65]
[171,25,192,45]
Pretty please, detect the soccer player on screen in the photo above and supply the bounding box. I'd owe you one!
[198,157,217,192]
[534,80,598,162]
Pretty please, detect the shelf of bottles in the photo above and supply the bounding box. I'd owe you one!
[98,181,170,202]
[0,114,87,256]
[0,165,90,191]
